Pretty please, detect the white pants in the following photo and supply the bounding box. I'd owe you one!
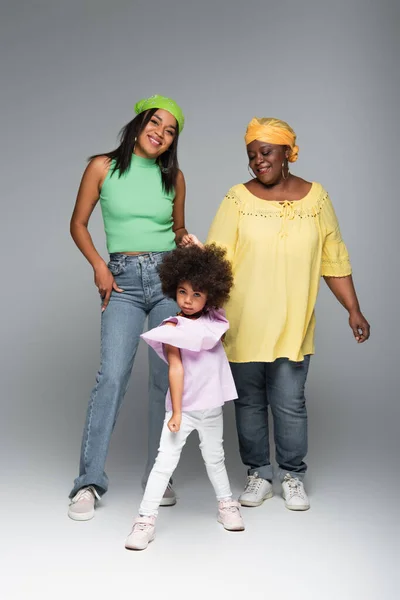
[139,407,232,516]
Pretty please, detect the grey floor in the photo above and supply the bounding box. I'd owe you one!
[4,421,396,600]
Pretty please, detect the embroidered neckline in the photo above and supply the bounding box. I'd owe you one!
[239,181,316,204]
[227,182,328,219]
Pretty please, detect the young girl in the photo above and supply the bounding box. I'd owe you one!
[125,244,245,550]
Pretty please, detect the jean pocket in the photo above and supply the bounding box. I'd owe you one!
[292,360,304,368]
[107,257,127,276]
[290,355,311,371]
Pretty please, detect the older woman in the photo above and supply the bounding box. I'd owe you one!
[204,117,370,511]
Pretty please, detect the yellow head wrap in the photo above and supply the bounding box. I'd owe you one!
[244,117,299,163]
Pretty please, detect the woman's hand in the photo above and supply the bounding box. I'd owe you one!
[349,309,370,343]
[324,276,370,344]
[168,412,182,432]
[94,262,124,312]
[180,233,204,248]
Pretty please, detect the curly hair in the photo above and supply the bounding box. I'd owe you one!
[158,244,233,308]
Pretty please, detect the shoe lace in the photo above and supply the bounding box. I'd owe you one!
[72,487,96,503]
[133,519,154,533]
[285,477,305,499]
[244,474,263,494]
[220,501,240,515]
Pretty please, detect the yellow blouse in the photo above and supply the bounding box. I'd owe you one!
[206,182,352,363]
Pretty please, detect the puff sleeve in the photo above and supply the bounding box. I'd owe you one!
[320,194,352,277]
[140,309,229,363]
[206,189,241,263]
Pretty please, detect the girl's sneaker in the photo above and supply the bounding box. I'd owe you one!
[125,515,156,550]
[217,500,245,531]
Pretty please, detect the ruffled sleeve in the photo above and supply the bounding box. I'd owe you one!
[202,308,230,346]
[320,193,352,277]
[141,309,229,363]
[206,189,241,262]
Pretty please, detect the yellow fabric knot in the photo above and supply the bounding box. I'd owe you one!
[279,201,296,238]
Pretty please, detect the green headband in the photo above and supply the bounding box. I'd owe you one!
[134,94,185,133]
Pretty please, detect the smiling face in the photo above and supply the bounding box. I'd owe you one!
[176,281,208,316]
[135,109,178,158]
[247,139,289,185]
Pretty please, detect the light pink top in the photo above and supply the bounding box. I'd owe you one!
[141,308,238,411]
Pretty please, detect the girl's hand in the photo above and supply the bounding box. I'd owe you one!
[349,309,370,343]
[94,262,124,312]
[168,412,182,432]
[180,233,204,248]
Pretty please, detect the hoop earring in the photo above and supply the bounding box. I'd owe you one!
[248,165,256,178]
[282,161,289,180]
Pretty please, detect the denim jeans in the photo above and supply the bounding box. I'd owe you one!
[230,356,311,482]
[69,252,177,498]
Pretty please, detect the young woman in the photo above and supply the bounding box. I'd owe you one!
[68,95,187,520]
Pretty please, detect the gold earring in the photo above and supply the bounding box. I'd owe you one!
[282,161,289,180]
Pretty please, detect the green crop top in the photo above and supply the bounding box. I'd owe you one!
[99,154,176,253]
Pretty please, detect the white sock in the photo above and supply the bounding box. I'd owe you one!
[219,496,233,503]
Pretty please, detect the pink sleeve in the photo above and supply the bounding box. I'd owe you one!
[140,317,202,363]
[140,311,229,362]
[201,309,229,349]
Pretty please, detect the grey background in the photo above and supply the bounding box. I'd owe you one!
[1,1,398,598]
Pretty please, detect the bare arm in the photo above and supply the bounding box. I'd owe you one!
[324,275,370,343]
[164,339,184,432]
[172,170,188,245]
[70,156,108,269]
[70,156,123,311]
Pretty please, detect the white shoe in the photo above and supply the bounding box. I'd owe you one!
[239,473,274,507]
[125,516,156,550]
[159,483,177,507]
[281,474,310,511]
[218,500,245,531]
[68,486,100,521]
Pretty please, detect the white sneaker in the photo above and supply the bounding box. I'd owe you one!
[125,516,156,550]
[68,486,100,521]
[218,500,245,531]
[239,473,274,507]
[159,483,177,507]
[281,474,310,511]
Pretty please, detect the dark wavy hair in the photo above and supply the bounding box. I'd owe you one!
[158,244,233,308]
[90,108,179,194]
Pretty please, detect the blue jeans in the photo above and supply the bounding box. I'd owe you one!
[69,252,177,498]
[230,356,311,482]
